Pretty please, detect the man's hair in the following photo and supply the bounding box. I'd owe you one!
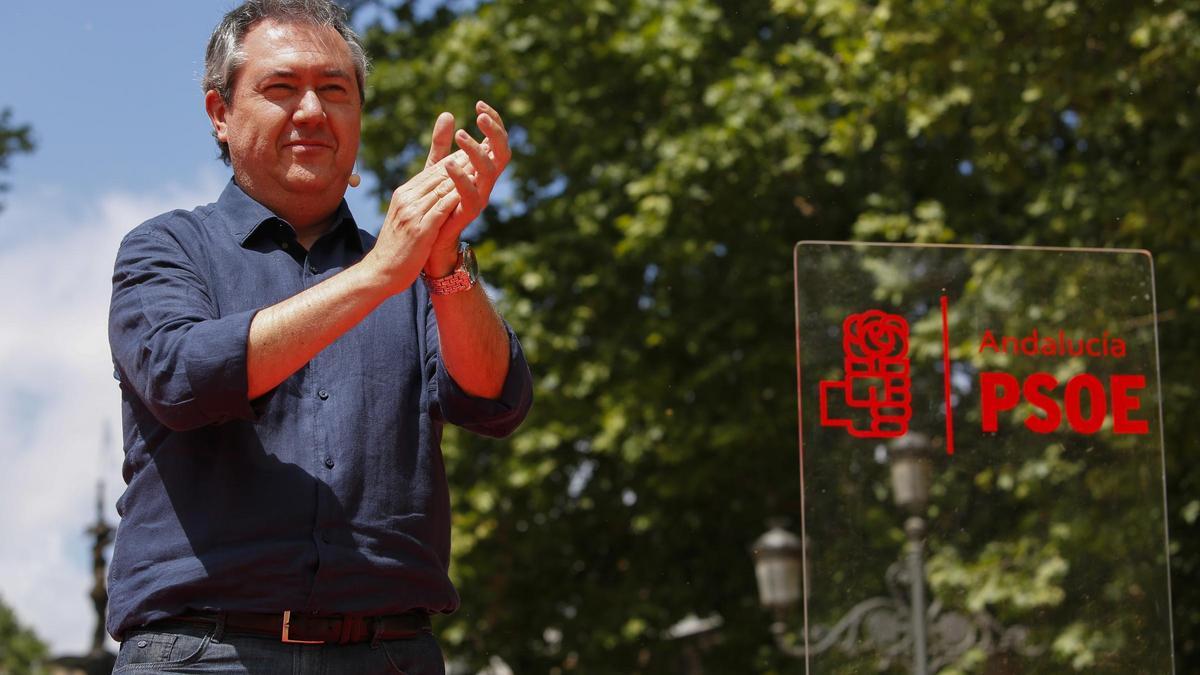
[202,0,370,165]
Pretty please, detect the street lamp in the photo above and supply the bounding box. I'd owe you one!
[750,523,804,616]
[888,431,932,514]
[750,521,811,666]
[887,431,933,674]
[752,432,1038,672]
[665,613,725,675]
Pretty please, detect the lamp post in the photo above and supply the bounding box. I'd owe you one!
[752,433,1037,672]
[889,432,932,675]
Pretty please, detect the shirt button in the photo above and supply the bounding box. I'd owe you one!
[281,241,289,250]
[318,389,329,400]
[308,263,318,274]
[324,455,335,469]
[137,640,148,648]
[321,531,331,544]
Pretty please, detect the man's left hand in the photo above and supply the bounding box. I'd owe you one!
[423,100,511,278]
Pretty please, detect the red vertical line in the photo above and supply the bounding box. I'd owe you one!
[940,295,955,455]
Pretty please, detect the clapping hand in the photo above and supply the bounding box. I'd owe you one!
[422,101,511,278]
[366,101,510,292]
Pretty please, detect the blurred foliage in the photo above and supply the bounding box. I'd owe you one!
[356,0,1199,671]
[0,107,35,215]
[0,594,47,675]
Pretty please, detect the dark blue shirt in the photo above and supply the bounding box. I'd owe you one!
[106,180,532,640]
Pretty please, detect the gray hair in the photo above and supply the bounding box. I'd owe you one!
[202,0,370,164]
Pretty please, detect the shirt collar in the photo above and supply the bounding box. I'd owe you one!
[215,178,363,252]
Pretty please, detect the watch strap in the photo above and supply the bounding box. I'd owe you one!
[422,243,477,296]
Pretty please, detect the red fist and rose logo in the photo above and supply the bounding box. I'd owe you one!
[817,308,1150,442]
[819,310,913,439]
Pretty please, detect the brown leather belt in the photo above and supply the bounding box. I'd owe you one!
[162,610,431,645]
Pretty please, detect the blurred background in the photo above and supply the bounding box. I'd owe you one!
[0,0,1196,673]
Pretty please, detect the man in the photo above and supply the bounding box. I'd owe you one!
[105,1,532,672]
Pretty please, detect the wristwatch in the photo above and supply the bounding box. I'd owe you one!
[422,241,478,295]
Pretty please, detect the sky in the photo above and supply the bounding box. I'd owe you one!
[0,0,415,656]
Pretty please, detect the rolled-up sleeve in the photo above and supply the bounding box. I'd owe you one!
[425,304,534,438]
[109,229,262,431]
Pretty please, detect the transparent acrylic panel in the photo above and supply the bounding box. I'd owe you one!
[794,243,1173,674]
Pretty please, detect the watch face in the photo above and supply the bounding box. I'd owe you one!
[463,245,479,283]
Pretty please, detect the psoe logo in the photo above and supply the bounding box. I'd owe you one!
[818,310,913,438]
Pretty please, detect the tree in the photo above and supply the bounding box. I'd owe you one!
[0,108,34,215]
[0,594,47,675]
[356,0,1200,671]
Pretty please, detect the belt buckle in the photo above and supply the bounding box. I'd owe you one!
[281,610,324,644]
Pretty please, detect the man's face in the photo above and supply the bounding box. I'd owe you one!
[209,19,361,202]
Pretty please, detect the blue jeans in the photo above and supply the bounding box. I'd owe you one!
[111,618,445,674]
